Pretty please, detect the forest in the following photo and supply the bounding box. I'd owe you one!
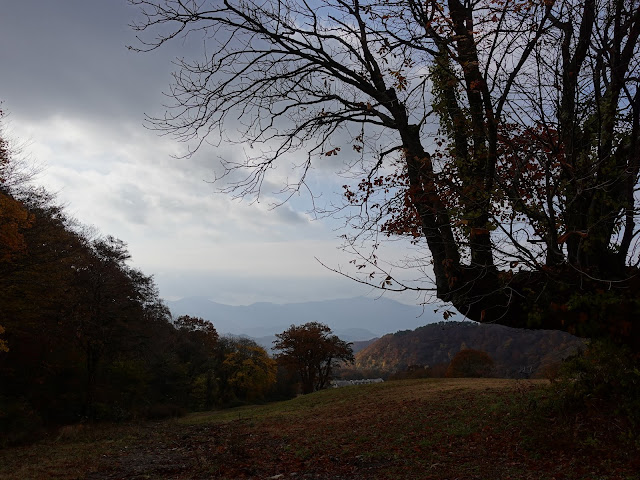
[351,321,586,378]
[2,127,368,445]
[1,116,297,445]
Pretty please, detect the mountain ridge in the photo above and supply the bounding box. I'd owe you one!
[167,295,439,340]
[355,320,586,377]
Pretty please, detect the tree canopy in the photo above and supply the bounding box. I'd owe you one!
[220,337,277,401]
[446,348,495,378]
[274,322,354,394]
[131,0,640,349]
[0,116,286,444]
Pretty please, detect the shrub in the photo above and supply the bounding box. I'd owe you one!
[550,340,640,436]
[446,349,495,378]
[534,361,563,382]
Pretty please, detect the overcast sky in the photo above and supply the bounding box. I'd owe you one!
[0,0,426,306]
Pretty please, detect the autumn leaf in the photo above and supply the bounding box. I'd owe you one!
[442,310,456,320]
[324,147,341,156]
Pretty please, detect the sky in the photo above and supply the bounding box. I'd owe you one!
[0,0,427,306]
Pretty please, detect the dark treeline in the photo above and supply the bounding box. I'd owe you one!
[0,122,292,445]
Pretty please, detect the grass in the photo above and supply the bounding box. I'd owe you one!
[1,378,638,479]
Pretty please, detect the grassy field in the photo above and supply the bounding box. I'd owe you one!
[1,378,638,479]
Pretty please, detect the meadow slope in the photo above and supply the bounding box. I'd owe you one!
[1,379,638,480]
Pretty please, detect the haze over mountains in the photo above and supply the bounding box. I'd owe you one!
[167,296,441,341]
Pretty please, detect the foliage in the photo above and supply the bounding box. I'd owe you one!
[356,321,584,378]
[1,113,33,354]
[446,348,495,378]
[221,338,277,402]
[169,314,221,409]
[0,397,43,447]
[274,322,354,394]
[68,235,166,418]
[0,126,286,443]
[144,403,188,421]
[174,315,219,349]
[0,191,33,265]
[0,181,281,439]
[549,340,640,435]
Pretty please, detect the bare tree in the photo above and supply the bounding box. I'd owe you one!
[131,0,640,349]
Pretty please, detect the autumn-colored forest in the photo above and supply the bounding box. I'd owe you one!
[352,321,586,379]
[1,120,294,446]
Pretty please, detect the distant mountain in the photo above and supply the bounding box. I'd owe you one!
[167,296,440,340]
[356,321,586,377]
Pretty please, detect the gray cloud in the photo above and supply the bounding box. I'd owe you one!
[1,0,422,306]
[1,1,203,127]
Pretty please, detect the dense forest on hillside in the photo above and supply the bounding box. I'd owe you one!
[354,321,585,378]
[0,183,285,443]
[0,121,292,445]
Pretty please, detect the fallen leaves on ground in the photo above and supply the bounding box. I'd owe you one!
[2,379,638,480]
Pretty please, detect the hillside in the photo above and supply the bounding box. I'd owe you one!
[356,321,585,377]
[2,379,637,479]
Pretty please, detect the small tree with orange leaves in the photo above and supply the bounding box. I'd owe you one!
[446,349,495,378]
[274,322,354,394]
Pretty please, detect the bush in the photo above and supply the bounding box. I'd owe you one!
[446,349,495,378]
[550,340,640,435]
[533,361,563,382]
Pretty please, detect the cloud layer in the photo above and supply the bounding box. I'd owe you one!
[1,0,422,306]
